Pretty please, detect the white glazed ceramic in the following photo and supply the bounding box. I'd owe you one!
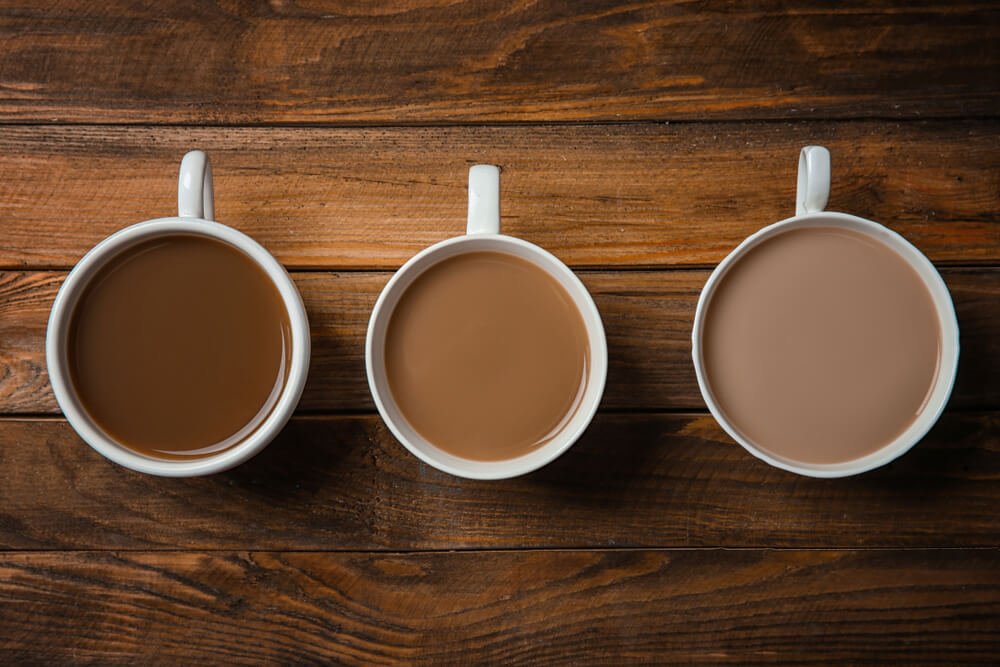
[366,165,608,479]
[46,151,311,477]
[691,146,960,478]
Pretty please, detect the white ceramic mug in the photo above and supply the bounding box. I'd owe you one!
[691,146,960,477]
[366,165,608,479]
[46,151,311,477]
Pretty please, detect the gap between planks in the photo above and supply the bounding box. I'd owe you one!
[0,114,1000,130]
[1,546,997,554]
[1,116,1000,129]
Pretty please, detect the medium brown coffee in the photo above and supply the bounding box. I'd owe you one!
[702,226,941,464]
[68,234,291,459]
[385,251,589,461]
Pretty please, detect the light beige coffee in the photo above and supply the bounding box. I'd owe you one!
[702,226,941,464]
[385,251,589,461]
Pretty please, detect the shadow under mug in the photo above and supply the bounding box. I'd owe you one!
[46,151,311,477]
[691,146,960,478]
[366,165,608,480]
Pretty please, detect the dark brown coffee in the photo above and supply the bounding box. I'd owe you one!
[385,251,589,461]
[68,234,291,459]
[702,226,941,464]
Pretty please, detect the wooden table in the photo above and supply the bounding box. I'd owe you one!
[1,2,999,663]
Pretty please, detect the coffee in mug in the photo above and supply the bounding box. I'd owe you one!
[68,234,292,460]
[701,226,941,465]
[384,250,589,461]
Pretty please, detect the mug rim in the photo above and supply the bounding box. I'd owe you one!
[691,211,960,478]
[46,217,311,477]
[365,233,608,480]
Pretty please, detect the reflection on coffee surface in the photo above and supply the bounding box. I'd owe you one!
[385,251,589,461]
[703,227,941,464]
[68,235,291,459]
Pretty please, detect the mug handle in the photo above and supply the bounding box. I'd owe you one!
[467,164,500,234]
[796,146,830,215]
[178,150,215,221]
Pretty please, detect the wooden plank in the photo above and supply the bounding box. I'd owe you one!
[0,549,997,663]
[0,122,998,270]
[3,268,998,415]
[1,413,997,550]
[1,2,998,124]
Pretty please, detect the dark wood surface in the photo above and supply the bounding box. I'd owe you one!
[1,1,998,663]
[2,550,998,664]
[1,413,998,550]
[1,122,997,270]
[1,1,998,124]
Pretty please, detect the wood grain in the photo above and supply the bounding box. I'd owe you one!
[1,1,998,124]
[1,413,997,550]
[1,549,997,664]
[3,3,998,661]
[0,122,998,269]
[3,268,998,415]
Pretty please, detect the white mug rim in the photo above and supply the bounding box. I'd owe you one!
[46,217,311,477]
[691,211,960,478]
[365,233,608,480]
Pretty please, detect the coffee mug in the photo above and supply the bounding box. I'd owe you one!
[46,151,311,476]
[691,146,960,477]
[366,165,608,479]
